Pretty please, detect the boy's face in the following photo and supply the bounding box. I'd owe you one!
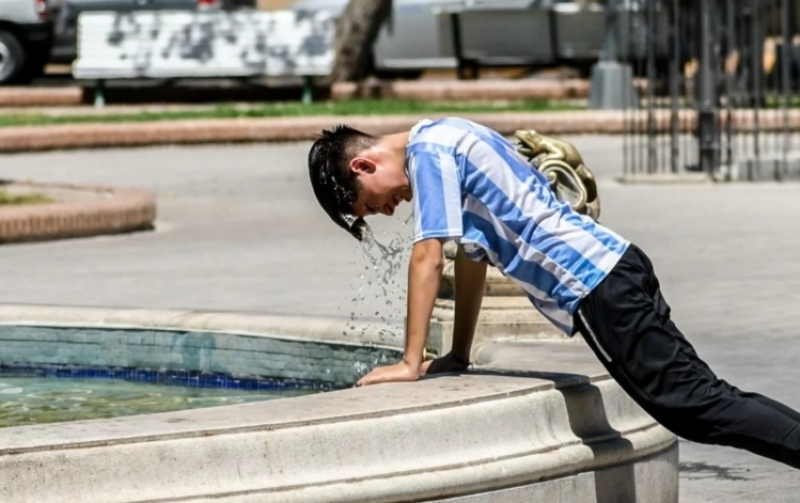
[350,157,411,218]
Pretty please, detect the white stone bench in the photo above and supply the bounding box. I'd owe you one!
[71,9,335,106]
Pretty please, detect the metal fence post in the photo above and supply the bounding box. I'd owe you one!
[781,0,791,180]
[646,0,657,173]
[697,0,720,176]
[669,0,681,174]
[588,0,636,109]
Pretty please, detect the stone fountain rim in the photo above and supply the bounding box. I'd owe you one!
[0,304,676,503]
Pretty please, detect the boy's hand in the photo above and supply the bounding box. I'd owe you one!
[420,352,469,376]
[356,360,421,387]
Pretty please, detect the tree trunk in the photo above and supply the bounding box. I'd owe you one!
[330,0,393,82]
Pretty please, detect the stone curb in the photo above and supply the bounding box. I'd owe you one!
[0,87,84,107]
[0,182,156,244]
[331,79,591,101]
[2,108,796,153]
[0,80,589,108]
[0,111,627,153]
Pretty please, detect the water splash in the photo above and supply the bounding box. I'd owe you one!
[336,221,412,345]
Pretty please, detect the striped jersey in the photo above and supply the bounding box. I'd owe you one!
[406,117,630,334]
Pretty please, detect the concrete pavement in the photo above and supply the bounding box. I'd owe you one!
[1,135,800,501]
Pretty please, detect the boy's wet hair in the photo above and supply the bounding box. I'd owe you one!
[307,124,377,241]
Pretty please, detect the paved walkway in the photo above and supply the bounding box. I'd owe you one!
[2,136,800,501]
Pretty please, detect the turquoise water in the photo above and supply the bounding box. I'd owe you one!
[0,373,319,428]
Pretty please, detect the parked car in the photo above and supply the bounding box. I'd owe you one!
[0,0,55,84]
[290,0,469,79]
[290,0,671,78]
[49,0,255,63]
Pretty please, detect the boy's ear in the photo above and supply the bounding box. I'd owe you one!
[349,156,376,174]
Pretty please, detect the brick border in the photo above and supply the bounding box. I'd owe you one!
[0,87,84,107]
[2,108,799,153]
[331,79,591,101]
[0,111,630,153]
[0,182,156,244]
[1,80,590,108]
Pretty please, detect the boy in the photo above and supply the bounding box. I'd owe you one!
[307,116,800,469]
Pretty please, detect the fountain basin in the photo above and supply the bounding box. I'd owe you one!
[0,305,677,503]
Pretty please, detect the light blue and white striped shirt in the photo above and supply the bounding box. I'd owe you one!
[406,117,629,334]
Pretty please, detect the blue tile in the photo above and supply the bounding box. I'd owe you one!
[0,360,330,394]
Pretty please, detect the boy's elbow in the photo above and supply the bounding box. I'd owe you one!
[412,239,445,271]
[417,251,444,273]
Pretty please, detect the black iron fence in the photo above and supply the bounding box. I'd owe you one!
[622,0,800,181]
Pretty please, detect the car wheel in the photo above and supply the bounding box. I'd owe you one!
[0,30,26,85]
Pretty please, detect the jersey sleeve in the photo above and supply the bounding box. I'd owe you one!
[407,149,463,243]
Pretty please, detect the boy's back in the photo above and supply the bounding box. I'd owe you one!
[406,117,629,333]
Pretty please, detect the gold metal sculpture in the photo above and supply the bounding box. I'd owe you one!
[514,130,601,221]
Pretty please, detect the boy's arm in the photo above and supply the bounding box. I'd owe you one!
[450,246,487,362]
[421,246,487,375]
[356,238,444,387]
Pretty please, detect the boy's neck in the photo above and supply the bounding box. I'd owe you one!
[377,131,411,162]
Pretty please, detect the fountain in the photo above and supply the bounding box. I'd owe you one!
[0,132,677,502]
[0,303,678,503]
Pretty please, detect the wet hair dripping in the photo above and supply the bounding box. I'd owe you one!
[307,125,377,241]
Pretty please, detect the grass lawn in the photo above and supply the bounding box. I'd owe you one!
[0,99,584,128]
[0,191,54,206]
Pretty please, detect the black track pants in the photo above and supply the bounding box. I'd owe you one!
[574,243,800,469]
